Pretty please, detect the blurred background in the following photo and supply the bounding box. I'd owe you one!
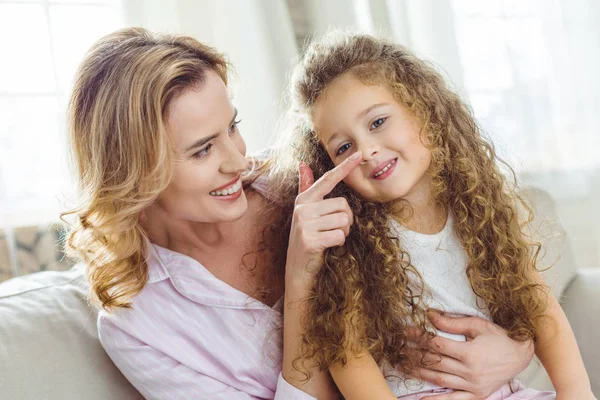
[0,0,599,279]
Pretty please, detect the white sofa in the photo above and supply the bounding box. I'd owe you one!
[0,188,598,399]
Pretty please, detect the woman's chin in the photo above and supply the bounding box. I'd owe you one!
[210,193,249,222]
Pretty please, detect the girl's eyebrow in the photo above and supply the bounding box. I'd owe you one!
[357,103,391,120]
[325,103,392,146]
[325,132,341,146]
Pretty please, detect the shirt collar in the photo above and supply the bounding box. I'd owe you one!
[146,243,277,311]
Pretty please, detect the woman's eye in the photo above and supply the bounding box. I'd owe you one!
[229,119,242,134]
[193,143,213,159]
[336,142,352,156]
[370,117,387,130]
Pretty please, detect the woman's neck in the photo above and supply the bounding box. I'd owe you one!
[142,192,284,306]
[142,192,270,257]
[143,207,244,254]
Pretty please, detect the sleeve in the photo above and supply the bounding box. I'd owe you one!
[274,373,318,400]
[248,148,274,201]
[99,316,316,400]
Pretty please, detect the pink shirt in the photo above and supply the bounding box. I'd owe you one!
[98,243,315,400]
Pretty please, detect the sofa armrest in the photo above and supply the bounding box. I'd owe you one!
[560,267,600,397]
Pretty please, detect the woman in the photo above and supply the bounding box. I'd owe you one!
[63,27,534,400]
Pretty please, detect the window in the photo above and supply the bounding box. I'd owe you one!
[0,0,124,226]
[451,0,599,173]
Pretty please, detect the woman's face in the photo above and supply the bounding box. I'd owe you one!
[157,70,250,224]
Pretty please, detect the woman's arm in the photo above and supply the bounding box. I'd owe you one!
[329,350,396,400]
[535,290,593,400]
[282,279,340,399]
[282,153,363,399]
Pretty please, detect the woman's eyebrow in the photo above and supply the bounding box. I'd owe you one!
[184,108,238,152]
[185,133,219,152]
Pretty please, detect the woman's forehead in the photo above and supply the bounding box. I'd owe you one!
[166,71,233,149]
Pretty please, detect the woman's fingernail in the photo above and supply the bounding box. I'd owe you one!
[349,151,361,161]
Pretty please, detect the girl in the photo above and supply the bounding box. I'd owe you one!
[274,31,594,399]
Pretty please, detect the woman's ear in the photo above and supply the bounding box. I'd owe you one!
[139,210,147,224]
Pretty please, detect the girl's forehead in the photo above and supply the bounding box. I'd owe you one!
[313,77,397,121]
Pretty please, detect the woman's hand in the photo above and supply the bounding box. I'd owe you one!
[282,151,361,400]
[285,151,362,290]
[412,311,534,400]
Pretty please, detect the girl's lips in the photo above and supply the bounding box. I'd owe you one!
[370,158,397,179]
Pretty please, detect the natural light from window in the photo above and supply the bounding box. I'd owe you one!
[0,0,124,226]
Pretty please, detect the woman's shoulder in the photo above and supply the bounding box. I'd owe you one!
[97,242,266,338]
[97,245,180,332]
[97,274,169,331]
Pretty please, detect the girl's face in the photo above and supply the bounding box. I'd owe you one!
[312,73,432,204]
[157,70,249,223]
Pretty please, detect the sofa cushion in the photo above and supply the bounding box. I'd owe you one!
[0,264,142,400]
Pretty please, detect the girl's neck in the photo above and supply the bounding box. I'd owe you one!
[403,202,447,235]
[391,194,447,235]
[389,172,447,234]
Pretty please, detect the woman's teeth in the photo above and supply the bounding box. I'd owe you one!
[210,180,242,196]
[374,159,396,177]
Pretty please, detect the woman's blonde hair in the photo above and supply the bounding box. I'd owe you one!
[62,28,229,311]
[271,31,547,377]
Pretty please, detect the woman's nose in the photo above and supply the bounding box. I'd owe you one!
[220,138,249,174]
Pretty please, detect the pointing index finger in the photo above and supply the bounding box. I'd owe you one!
[305,151,362,201]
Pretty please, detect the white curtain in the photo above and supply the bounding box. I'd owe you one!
[0,0,124,228]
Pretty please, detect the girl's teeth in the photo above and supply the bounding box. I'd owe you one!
[375,160,396,177]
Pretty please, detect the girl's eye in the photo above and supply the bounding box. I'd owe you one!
[336,142,352,156]
[193,143,213,159]
[229,119,242,134]
[370,117,387,130]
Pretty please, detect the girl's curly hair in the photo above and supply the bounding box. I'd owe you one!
[269,30,547,378]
